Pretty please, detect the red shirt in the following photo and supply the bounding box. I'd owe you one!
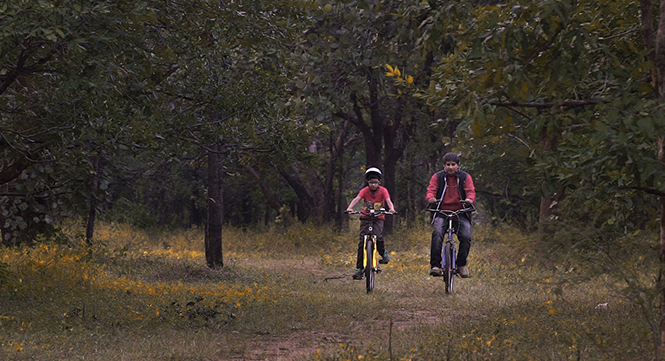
[426,172,476,211]
[357,186,391,220]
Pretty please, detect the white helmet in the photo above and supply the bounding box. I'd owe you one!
[365,167,382,181]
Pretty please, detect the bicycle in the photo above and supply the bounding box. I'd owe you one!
[428,202,475,294]
[345,208,393,293]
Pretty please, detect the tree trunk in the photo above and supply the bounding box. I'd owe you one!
[85,155,100,245]
[646,0,665,355]
[537,134,558,237]
[205,145,223,269]
[324,120,353,229]
[658,136,665,359]
[0,192,8,247]
[382,153,398,234]
[537,197,552,235]
[337,149,348,231]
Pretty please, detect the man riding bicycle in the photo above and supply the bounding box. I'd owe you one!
[426,153,476,278]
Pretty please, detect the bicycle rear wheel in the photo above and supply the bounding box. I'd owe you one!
[365,238,375,293]
[443,243,455,294]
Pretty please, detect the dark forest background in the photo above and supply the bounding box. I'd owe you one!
[2,0,663,264]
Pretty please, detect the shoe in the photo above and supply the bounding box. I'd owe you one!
[379,251,391,264]
[352,268,363,280]
[430,267,443,277]
[458,265,469,278]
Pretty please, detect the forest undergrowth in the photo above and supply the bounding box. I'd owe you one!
[0,218,657,360]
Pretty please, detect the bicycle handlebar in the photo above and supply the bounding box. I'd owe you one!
[345,209,396,216]
[427,200,476,218]
[428,207,475,216]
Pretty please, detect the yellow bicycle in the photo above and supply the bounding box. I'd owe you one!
[346,208,392,293]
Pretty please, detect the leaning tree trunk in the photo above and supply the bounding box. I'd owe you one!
[205,144,224,269]
[277,165,318,222]
[241,163,295,226]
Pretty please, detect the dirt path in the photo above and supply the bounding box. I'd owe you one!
[219,258,449,361]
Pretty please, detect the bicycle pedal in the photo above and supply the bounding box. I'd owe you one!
[376,268,382,273]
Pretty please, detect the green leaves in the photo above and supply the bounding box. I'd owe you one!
[387,0,662,230]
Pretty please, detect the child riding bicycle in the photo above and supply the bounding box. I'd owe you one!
[426,153,476,278]
[346,167,396,280]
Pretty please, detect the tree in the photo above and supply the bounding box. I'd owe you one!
[141,0,310,266]
[0,0,157,245]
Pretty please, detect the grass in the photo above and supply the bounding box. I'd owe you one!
[0,219,657,360]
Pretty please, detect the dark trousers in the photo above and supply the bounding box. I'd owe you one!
[356,218,385,269]
[430,215,471,268]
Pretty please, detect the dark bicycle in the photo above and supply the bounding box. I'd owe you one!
[346,208,393,293]
[428,202,475,294]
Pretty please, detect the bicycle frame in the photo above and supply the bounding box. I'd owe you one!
[446,215,455,241]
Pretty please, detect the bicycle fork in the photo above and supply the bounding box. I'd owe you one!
[443,219,457,273]
[363,235,378,270]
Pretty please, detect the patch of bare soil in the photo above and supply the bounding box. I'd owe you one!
[390,307,442,329]
[223,330,352,361]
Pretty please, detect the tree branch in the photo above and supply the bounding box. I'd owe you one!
[621,186,665,197]
[489,99,600,111]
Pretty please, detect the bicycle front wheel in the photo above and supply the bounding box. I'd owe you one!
[443,243,455,294]
[365,238,375,293]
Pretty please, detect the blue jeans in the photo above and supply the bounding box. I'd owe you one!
[430,214,471,269]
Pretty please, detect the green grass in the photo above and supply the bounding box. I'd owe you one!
[0,221,657,360]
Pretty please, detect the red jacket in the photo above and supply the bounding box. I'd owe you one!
[426,171,476,211]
